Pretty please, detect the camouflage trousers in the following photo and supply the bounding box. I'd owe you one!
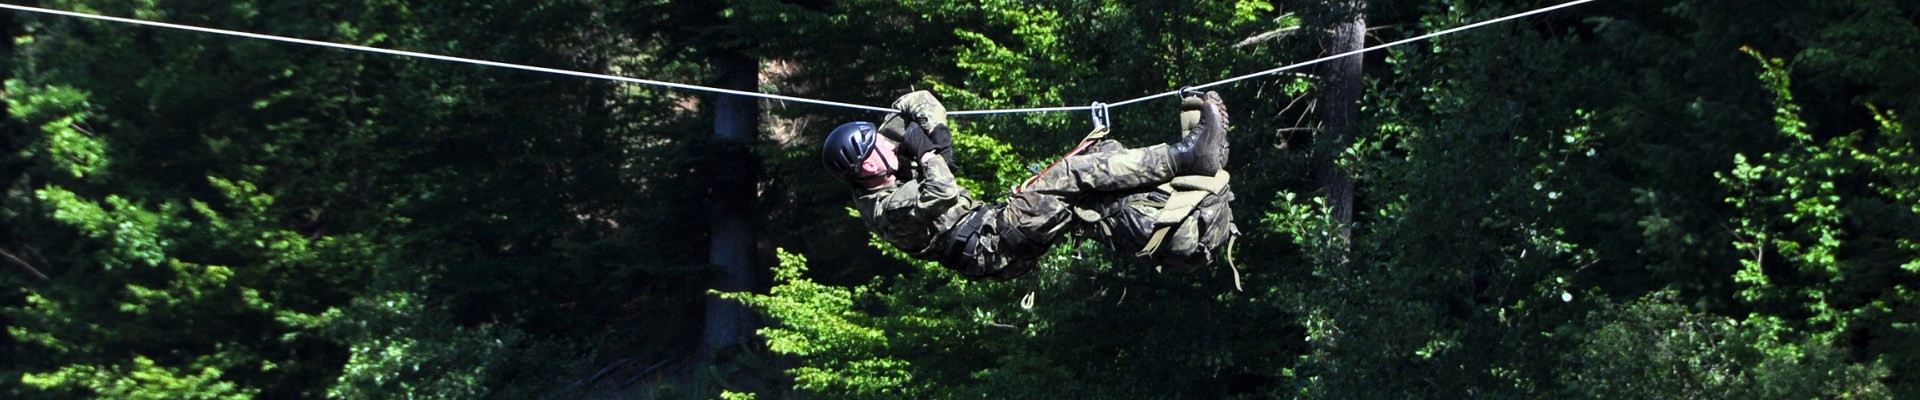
[940,140,1237,280]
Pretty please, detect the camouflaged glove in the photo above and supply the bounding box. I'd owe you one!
[892,90,948,129]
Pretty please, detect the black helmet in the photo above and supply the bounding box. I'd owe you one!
[822,121,882,183]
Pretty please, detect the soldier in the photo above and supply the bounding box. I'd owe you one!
[823,90,1237,280]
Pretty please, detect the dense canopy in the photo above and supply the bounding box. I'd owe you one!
[3,0,1916,398]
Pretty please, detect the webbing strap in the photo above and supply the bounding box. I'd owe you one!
[1170,170,1232,193]
[1156,191,1209,226]
[1226,234,1242,292]
[1135,170,1231,258]
[1137,227,1173,258]
[1155,170,1231,226]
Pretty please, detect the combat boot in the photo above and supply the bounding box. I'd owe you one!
[1167,92,1229,176]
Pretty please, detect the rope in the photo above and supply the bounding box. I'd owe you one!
[0,0,1600,117]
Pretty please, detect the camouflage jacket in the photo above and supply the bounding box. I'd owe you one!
[854,154,983,259]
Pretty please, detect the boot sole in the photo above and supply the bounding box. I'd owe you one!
[1197,92,1230,172]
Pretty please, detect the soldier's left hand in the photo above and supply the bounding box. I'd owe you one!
[893,91,948,129]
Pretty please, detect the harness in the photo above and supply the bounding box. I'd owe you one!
[966,96,1243,288]
[1137,170,1231,257]
[940,207,991,265]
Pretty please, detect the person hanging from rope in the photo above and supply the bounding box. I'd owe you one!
[822,90,1238,280]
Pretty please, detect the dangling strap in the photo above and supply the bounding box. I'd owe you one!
[1225,234,1242,292]
[1137,226,1174,258]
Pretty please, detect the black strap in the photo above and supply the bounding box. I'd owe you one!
[941,207,991,263]
[997,218,1038,258]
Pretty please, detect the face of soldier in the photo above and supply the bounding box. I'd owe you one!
[854,138,899,188]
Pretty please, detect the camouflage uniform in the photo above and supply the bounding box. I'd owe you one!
[1068,140,1237,272]
[854,152,981,262]
[855,128,1235,280]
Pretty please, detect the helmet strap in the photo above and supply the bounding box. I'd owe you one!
[854,142,899,186]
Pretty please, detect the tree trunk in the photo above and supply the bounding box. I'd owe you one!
[702,51,759,355]
[1318,0,1365,248]
[0,12,41,282]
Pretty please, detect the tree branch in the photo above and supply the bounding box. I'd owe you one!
[2,248,49,281]
[1234,26,1303,48]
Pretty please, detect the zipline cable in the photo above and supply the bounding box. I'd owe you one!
[954,0,1601,115]
[0,0,1600,117]
[1098,0,1600,110]
[0,2,900,113]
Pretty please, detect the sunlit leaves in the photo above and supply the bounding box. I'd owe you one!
[724,250,914,396]
[5,81,104,178]
[1717,46,1917,398]
[20,356,257,400]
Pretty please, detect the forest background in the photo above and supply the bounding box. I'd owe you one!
[2,0,1916,398]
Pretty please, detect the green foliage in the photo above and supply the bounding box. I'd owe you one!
[3,81,102,179]
[1566,291,1888,398]
[1719,46,1920,397]
[6,0,711,397]
[325,290,598,399]
[725,250,911,396]
[21,355,256,400]
[740,242,1265,398]
[3,0,1917,398]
